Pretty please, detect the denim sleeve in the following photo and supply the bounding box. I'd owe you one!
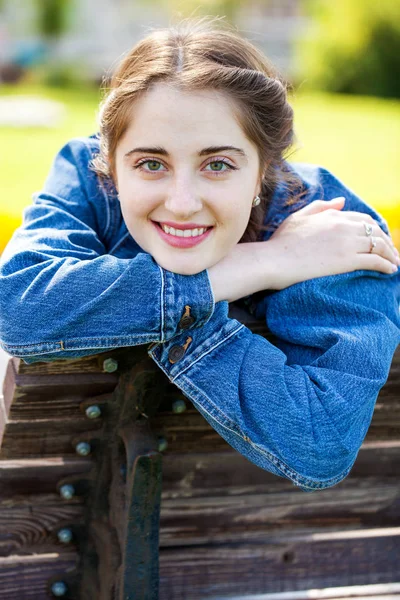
[149,269,400,492]
[0,139,214,362]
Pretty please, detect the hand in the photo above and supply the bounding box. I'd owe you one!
[266,196,399,290]
[208,197,399,303]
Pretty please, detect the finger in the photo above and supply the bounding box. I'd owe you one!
[343,211,396,250]
[296,197,345,216]
[357,222,399,259]
[357,253,399,275]
[358,235,400,266]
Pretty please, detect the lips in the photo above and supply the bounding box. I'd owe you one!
[152,220,213,249]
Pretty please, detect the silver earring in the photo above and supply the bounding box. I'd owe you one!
[252,195,261,207]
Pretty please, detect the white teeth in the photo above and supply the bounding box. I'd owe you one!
[160,224,209,237]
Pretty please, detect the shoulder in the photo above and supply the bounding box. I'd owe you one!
[266,162,389,236]
[53,133,101,169]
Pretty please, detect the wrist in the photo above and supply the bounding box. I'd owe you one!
[208,241,282,304]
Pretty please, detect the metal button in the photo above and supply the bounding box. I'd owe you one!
[168,345,185,363]
[179,315,195,329]
[178,305,195,329]
[168,336,192,364]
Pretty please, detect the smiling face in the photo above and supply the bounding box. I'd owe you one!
[115,82,262,275]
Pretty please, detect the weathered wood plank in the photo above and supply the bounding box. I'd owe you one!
[208,582,400,599]
[1,473,399,556]
[0,552,79,599]
[0,457,93,497]
[0,499,84,556]
[0,417,104,458]
[1,406,399,459]
[160,443,400,499]
[158,531,400,600]
[158,484,400,546]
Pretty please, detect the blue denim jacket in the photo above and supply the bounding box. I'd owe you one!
[1,136,399,492]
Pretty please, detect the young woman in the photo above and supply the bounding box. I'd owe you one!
[0,19,399,492]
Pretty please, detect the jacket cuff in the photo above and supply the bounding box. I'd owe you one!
[149,301,243,379]
[161,268,215,342]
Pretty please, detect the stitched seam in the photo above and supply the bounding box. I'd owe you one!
[82,139,111,240]
[108,231,131,255]
[1,333,159,350]
[159,265,166,343]
[203,271,216,325]
[179,375,354,490]
[99,184,111,238]
[171,323,245,382]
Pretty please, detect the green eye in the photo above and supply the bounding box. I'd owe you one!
[208,161,225,171]
[147,161,161,171]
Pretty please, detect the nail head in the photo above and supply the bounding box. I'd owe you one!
[57,528,73,543]
[172,399,186,414]
[59,484,75,500]
[75,441,91,456]
[85,405,101,419]
[51,581,68,596]
[103,357,118,372]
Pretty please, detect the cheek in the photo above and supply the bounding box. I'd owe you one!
[118,185,158,222]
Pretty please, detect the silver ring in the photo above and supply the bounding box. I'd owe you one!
[369,236,377,253]
[364,222,373,236]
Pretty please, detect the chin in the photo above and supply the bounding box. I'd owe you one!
[156,256,209,276]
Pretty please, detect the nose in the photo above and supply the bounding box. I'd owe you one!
[164,176,203,219]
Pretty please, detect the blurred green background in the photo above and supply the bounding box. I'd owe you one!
[0,0,399,250]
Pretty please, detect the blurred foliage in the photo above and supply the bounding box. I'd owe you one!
[35,0,71,39]
[297,0,400,98]
[30,63,94,89]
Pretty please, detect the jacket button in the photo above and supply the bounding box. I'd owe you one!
[179,315,195,329]
[168,336,193,364]
[168,345,185,363]
[178,305,195,330]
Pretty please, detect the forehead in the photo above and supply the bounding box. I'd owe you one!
[121,82,252,149]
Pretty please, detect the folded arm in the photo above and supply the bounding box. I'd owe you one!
[0,139,214,361]
[149,268,400,491]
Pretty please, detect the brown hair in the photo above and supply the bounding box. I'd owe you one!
[92,17,307,242]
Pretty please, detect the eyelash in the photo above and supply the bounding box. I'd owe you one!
[133,157,238,175]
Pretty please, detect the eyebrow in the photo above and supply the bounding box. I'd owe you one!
[124,145,248,160]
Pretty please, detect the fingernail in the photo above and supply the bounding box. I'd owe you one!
[392,263,398,272]
[332,196,345,202]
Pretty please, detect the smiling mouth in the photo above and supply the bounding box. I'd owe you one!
[154,221,213,238]
[151,220,213,248]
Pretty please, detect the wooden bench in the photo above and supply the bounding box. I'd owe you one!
[1,307,400,599]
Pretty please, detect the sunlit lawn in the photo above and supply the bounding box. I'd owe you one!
[0,84,399,250]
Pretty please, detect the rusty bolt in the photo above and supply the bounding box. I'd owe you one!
[85,405,101,419]
[103,357,118,373]
[51,581,68,596]
[57,528,73,544]
[157,437,168,452]
[75,441,91,456]
[59,484,75,500]
[172,399,186,414]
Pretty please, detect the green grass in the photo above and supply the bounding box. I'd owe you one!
[0,85,100,218]
[290,91,400,210]
[1,84,399,249]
